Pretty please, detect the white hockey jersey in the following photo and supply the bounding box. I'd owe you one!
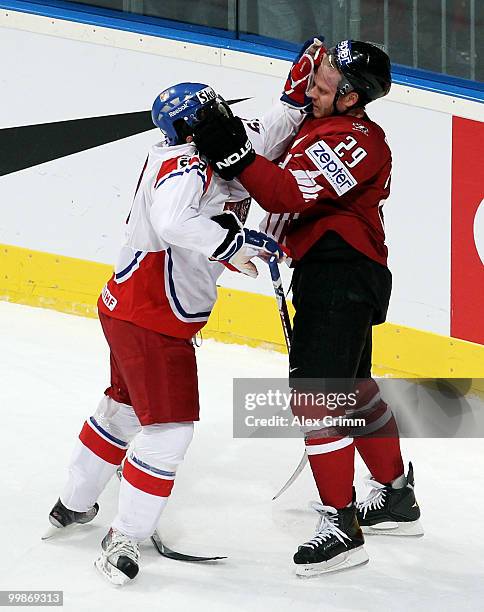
[98,102,304,338]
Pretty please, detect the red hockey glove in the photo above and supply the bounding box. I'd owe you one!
[281,36,326,112]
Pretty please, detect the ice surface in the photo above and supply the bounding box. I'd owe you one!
[1,301,483,611]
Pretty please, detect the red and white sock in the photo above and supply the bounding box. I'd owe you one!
[112,422,194,541]
[61,397,140,512]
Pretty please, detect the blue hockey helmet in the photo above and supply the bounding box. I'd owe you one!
[151,82,228,145]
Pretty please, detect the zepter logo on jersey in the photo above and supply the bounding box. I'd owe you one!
[305,140,357,196]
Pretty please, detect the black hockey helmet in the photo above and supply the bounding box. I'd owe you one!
[328,40,391,107]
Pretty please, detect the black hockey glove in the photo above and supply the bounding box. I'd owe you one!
[193,113,256,181]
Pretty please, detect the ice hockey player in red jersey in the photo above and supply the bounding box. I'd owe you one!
[193,39,423,576]
[45,82,303,585]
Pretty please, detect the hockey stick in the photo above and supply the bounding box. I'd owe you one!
[267,258,309,500]
[115,466,226,562]
[268,256,292,352]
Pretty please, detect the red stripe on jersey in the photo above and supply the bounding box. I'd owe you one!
[204,165,213,194]
[155,157,179,186]
[279,213,295,244]
[79,421,127,465]
[123,459,175,497]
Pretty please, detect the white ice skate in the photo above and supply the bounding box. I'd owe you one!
[94,528,140,586]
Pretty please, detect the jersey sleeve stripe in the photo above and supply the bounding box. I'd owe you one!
[155,164,207,190]
[115,250,144,280]
[166,247,212,319]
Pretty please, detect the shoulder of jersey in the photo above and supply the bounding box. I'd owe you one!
[152,146,210,191]
[306,115,385,141]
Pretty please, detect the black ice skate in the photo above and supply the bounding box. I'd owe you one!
[356,462,424,536]
[293,502,369,576]
[95,528,140,586]
[42,498,99,540]
[48,498,99,528]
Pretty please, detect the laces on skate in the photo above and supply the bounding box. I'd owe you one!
[103,530,140,565]
[301,502,351,549]
[356,479,387,518]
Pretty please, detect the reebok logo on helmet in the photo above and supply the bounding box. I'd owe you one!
[168,101,191,117]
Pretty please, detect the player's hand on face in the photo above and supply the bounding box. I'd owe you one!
[193,111,255,181]
[281,35,326,112]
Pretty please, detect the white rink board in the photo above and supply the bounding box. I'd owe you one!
[0,11,476,336]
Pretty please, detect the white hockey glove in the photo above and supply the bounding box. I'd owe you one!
[211,211,284,279]
[281,36,326,112]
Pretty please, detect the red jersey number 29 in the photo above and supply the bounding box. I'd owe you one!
[334,136,367,169]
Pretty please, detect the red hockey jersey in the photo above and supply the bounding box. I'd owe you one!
[241,114,392,266]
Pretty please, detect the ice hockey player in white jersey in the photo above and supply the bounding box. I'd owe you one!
[45,81,305,585]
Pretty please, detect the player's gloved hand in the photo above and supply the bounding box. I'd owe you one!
[210,211,284,278]
[281,35,326,112]
[193,112,255,181]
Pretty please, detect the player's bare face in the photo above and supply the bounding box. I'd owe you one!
[308,55,341,118]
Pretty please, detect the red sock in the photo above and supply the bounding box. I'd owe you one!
[306,436,355,508]
[354,416,404,483]
[351,379,404,484]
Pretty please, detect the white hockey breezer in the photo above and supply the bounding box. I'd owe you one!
[94,528,140,586]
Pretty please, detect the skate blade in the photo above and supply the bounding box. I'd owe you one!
[362,520,424,537]
[94,555,133,586]
[41,525,62,540]
[295,546,369,577]
[41,520,84,541]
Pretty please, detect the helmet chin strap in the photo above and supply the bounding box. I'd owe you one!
[332,92,343,115]
[332,90,362,116]
[332,91,352,116]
